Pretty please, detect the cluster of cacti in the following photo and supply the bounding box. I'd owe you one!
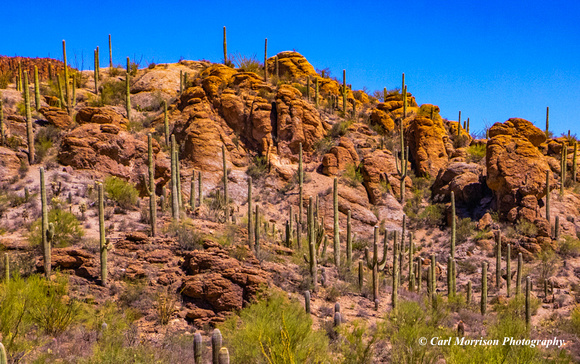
[23,70,35,164]
[365,227,389,306]
[481,261,487,315]
[40,167,51,278]
[147,134,157,237]
[126,57,131,120]
[98,182,108,286]
[303,197,318,291]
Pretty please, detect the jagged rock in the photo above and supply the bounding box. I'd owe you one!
[75,106,128,127]
[360,149,410,205]
[0,147,21,183]
[489,118,546,147]
[370,106,394,133]
[432,162,486,205]
[486,133,551,213]
[322,137,358,176]
[477,213,493,231]
[266,51,317,79]
[407,116,449,178]
[39,106,72,129]
[36,247,97,279]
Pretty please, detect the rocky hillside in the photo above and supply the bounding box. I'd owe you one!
[0,47,579,363]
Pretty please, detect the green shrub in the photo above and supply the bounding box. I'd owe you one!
[339,320,384,364]
[104,176,138,210]
[418,203,445,226]
[313,136,334,156]
[466,144,486,163]
[559,236,580,257]
[329,120,353,138]
[0,70,11,89]
[456,217,475,244]
[233,53,262,74]
[100,79,125,106]
[570,305,580,336]
[165,218,204,251]
[29,208,85,248]
[220,291,329,363]
[246,156,268,181]
[515,219,538,237]
[342,163,363,187]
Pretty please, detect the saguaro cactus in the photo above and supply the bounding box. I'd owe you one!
[34,66,41,111]
[222,144,229,218]
[451,191,456,258]
[1,97,5,146]
[223,26,228,65]
[94,49,99,95]
[333,177,340,266]
[264,38,268,82]
[62,40,71,114]
[190,174,196,210]
[23,71,34,164]
[365,227,389,305]
[170,135,179,220]
[304,290,311,313]
[545,106,549,138]
[126,57,131,120]
[346,209,352,266]
[147,134,157,237]
[481,261,488,315]
[430,253,436,295]
[525,276,531,327]
[516,252,523,295]
[299,142,304,226]
[98,183,107,286]
[193,333,202,364]
[40,167,50,278]
[247,177,253,248]
[395,109,409,204]
[506,243,511,297]
[218,347,230,364]
[212,329,222,364]
[555,215,560,240]
[546,170,551,222]
[163,101,170,145]
[0,342,7,364]
[496,230,502,291]
[303,197,318,291]
[358,260,364,291]
[108,34,113,68]
[342,69,346,114]
[198,171,203,206]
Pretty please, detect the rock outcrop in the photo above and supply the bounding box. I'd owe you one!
[322,137,359,176]
[39,107,72,129]
[407,115,449,178]
[360,149,410,205]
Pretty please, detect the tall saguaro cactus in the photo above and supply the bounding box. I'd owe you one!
[247,177,253,248]
[299,142,304,226]
[516,252,523,295]
[108,34,113,68]
[333,177,340,266]
[62,40,70,114]
[223,26,228,65]
[303,197,318,291]
[481,261,488,315]
[23,71,34,164]
[496,230,502,291]
[342,69,347,114]
[212,329,222,364]
[98,183,107,286]
[126,57,131,120]
[264,38,268,82]
[34,66,41,111]
[0,97,5,146]
[545,106,550,138]
[365,227,388,306]
[170,135,179,220]
[94,49,99,95]
[451,191,456,258]
[147,134,157,237]
[40,167,50,278]
[193,333,202,364]
[346,209,352,266]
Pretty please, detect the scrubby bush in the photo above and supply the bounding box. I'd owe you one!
[515,219,538,237]
[165,218,204,251]
[466,144,486,163]
[220,291,329,363]
[418,203,445,226]
[339,320,384,364]
[559,236,580,257]
[100,79,125,105]
[329,120,353,138]
[104,176,138,210]
[246,156,268,181]
[29,208,85,247]
[456,217,475,244]
[233,53,262,73]
[342,163,363,187]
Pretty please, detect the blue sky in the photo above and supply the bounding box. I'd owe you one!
[3,0,579,136]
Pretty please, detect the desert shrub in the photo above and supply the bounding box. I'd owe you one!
[329,119,353,138]
[537,249,557,284]
[109,66,122,77]
[220,291,329,363]
[0,70,11,88]
[456,217,475,244]
[233,53,262,73]
[418,203,445,226]
[515,219,538,237]
[466,144,486,163]
[104,176,138,210]
[339,320,384,364]
[342,163,363,187]
[100,79,125,105]
[246,155,268,180]
[570,305,580,336]
[559,235,580,257]
[29,208,85,248]
[313,136,334,156]
[165,218,204,251]
[156,288,177,325]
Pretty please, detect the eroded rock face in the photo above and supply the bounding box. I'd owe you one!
[432,162,487,206]
[486,133,551,213]
[0,147,21,183]
[407,116,449,178]
[75,107,128,127]
[266,51,317,80]
[360,149,410,205]
[322,137,359,176]
[488,118,546,147]
[180,242,269,326]
[36,248,98,279]
[58,123,170,191]
[39,107,72,129]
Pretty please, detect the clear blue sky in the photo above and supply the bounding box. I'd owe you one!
[3,0,579,136]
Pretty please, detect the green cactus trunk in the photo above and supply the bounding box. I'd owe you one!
[303,197,317,291]
[190,175,196,210]
[555,215,560,240]
[299,142,303,227]
[212,329,222,364]
[170,135,179,220]
[516,252,523,296]
[481,261,487,315]
[23,71,34,165]
[56,74,65,109]
[94,49,99,95]
[304,290,311,313]
[0,342,7,364]
[0,98,5,146]
[417,257,422,292]
[34,66,41,111]
[431,254,436,296]
[467,118,470,135]
[546,170,550,222]
[98,183,107,286]
[72,74,76,107]
[457,111,462,137]
[408,232,414,286]
[506,243,511,297]
[62,40,70,115]
[467,281,472,305]
[358,260,364,291]
[193,332,202,364]
[496,231,502,291]
[198,171,203,206]
[545,106,549,138]
[223,27,228,65]
[126,57,131,120]
[148,134,157,237]
[346,209,352,267]
[525,276,531,327]
[288,205,293,247]
[248,177,253,248]
[264,38,268,82]
[163,101,170,146]
[333,177,340,266]
[255,205,260,254]
[108,34,113,68]
[392,231,399,308]
[451,191,456,258]
[40,167,50,278]
[447,255,452,297]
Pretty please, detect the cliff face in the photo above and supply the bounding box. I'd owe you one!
[0,55,66,81]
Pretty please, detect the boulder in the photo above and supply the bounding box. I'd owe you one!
[39,107,72,129]
[322,137,358,176]
[266,51,317,80]
[0,147,21,183]
[488,118,546,147]
[75,106,128,127]
[407,116,449,178]
[360,149,410,205]
[432,162,486,205]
